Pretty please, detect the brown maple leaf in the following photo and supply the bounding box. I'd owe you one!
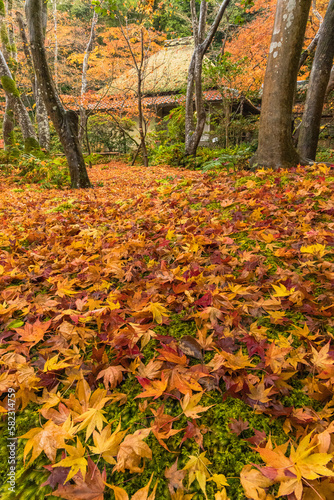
[96,365,124,389]
[113,428,152,473]
[52,457,106,500]
[165,459,186,494]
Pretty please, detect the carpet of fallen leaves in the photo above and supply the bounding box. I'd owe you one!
[1,160,334,500]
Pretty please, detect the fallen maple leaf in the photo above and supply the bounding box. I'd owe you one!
[271,283,295,297]
[113,428,152,473]
[165,458,186,494]
[14,319,51,345]
[145,302,169,324]
[180,392,214,419]
[21,420,72,466]
[96,365,124,389]
[89,421,127,465]
[183,451,211,499]
[53,437,88,483]
[240,464,273,500]
[52,456,106,500]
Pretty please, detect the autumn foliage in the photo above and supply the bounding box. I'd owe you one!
[226,0,329,91]
[1,160,334,499]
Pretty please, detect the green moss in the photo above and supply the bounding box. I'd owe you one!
[24,137,40,153]
[0,23,8,45]
[154,313,197,339]
[0,404,59,500]
[1,75,19,98]
[281,389,317,409]
[0,0,5,16]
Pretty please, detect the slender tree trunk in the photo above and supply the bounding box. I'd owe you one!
[137,30,148,167]
[26,0,91,188]
[35,78,50,150]
[117,22,149,167]
[297,0,334,161]
[16,11,50,151]
[79,10,98,145]
[299,21,323,69]
[185,0,231,157]
[3,97,14,148]
[326,66,334,96]
[137,70,148,167]
[52,0,58,89]
[1,3,14,148]
[0,50,39,151]
[250,0,312,169]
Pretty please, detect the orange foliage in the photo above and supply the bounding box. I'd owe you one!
[226,0,329,92]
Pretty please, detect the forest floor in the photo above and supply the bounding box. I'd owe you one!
[1,160,334,500]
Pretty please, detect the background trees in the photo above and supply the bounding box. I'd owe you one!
[297,0,334,161]
[185,0,231,157]
[0,0,332,173]
[250,0,312,169]
[26,0,91,188]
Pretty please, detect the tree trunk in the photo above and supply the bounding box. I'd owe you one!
[52,0,58,89]
[0,49,39,151]
[16,11,50,151]
[79,10,98,145]
[250,0,312,169]
[297,0,334,161]
[117,22,149,167]
[26,0,91,188]
[137,69,148,167]
[3,96,14,149]
[185,0,231,157]
[298,20,323,69]
[326,66,334,96]
[1,3,14,148]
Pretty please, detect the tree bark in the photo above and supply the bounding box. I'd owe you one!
[52,0,58,89]
[26,0,91,188]
[137,30,148,168]
[326,66,334,96]
[79,10,98,146]
[250,0,312,169]
[3,96,15,148]
[0,49,39,151]
[298,21,323,69]
[1,2,14,148]
[185,0,231,157]
[16,10,50,151]
[297,0,334,161]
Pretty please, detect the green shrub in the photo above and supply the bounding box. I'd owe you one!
[87,113,135,154]
[14,154,71,188]
[201,143,255,172]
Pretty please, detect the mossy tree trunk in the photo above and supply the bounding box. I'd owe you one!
[16,11,50,151]
[185,0,231,157]
[3,96,14,147]
[26,0,91,189]
[0,0,14,149]
[0,50,39,151]
[297,0,334,161]
[250,0,312,169]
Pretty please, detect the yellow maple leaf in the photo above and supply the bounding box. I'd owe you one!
[272,283,295,297]
[147,302,169,324]
[53,437,87,483]
[183,452,211,499]
[21,420,72,465]
[181,392,214,419]
[300,243,326,257]
[89,421,127,464]
[43,355,71,372]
